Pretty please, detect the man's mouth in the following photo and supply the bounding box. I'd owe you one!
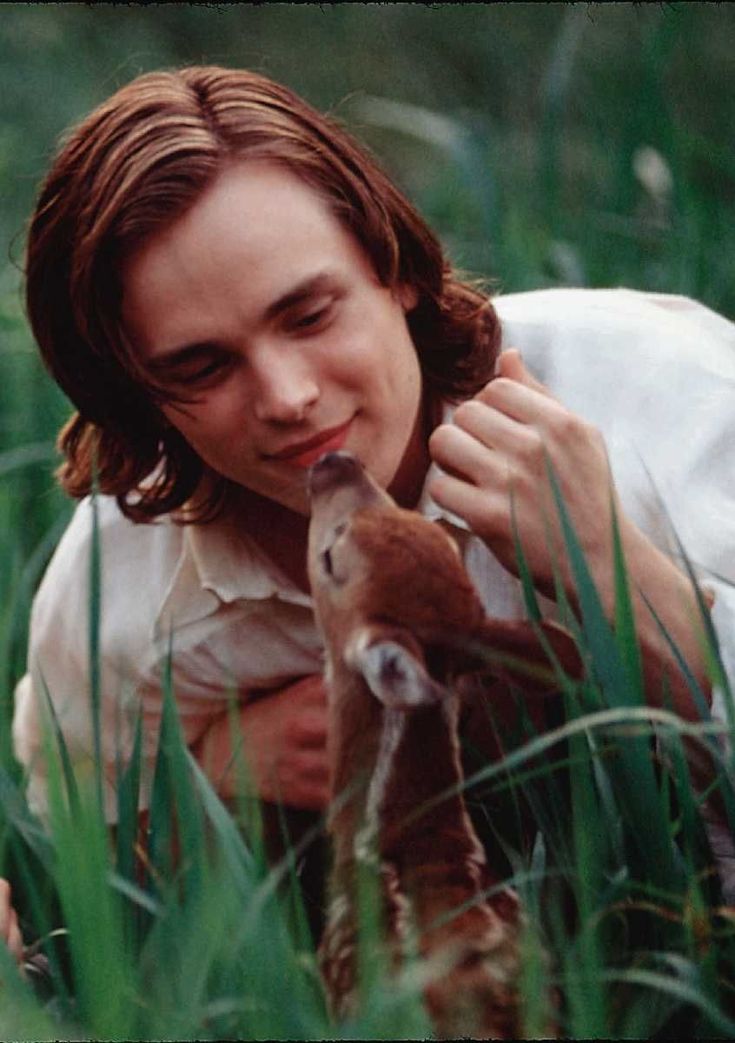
[264,418,354,469]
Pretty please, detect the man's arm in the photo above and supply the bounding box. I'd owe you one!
[191,674,330,810]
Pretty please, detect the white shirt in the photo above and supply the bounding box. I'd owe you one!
[12,288,735,890]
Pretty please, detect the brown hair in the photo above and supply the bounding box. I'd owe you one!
[26,66,500,523]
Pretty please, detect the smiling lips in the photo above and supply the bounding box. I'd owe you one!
[266,418,354,469]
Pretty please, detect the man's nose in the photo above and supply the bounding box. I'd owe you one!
[251,344,320,423]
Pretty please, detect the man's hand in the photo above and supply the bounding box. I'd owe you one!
[429,348,712,722]
[429,348,618,601]
[193,674,330,811]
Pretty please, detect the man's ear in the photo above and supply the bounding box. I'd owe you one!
[397,282,419,312]
[345,624,447,709]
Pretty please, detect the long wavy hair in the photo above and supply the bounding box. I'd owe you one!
[26,66,500,523]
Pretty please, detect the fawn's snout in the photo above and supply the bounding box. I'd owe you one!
[308,451,364,495]
[307,452,391,594]
[308,451,389,513]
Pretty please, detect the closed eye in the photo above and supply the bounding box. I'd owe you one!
[146,344,233,389]
[294,306,330,330]
[322,547,334,576]
[156,350,233,392]
[321,522,347,580]
[184,356,231,383]
[285,294,339,336]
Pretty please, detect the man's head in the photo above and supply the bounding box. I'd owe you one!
[27,66,499,520]
[121,159,426,516]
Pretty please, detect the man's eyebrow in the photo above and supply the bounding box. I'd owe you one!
[144,272,338,373]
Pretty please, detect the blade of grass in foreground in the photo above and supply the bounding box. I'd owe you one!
[545,459,684,894]
[115,708,143,886]
[0,939,72,1042]
[637,535,735,843]
[87,483,104,818]
[604,964,735,1038]
[563,693,609,1038]
[133,650,327,1038]
[610,491,644,705]
[32,482,139,1037]
[44,722,137,1038]
[152,636,207,895]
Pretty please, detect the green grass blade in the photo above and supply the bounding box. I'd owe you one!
[610,491,644,705]
[38,671,80,818]
[87,484,104,817]
[545,457,683,893]
[115,709,143,884]
[510,489,542,623]
[49,792,137,1037]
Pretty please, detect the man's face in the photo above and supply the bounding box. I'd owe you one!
[121,161,425,515]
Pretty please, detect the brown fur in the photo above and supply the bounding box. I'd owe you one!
[308,452,581,1037]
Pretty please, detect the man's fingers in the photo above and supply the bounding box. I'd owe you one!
[0,880,23,964]
[287,708,328,748]
[427,471,505,536]
[293,749,330,784]
[429,422,499,486]
[265,748,331,810]
[495,348,553,396]
[282,674,328,706]
[6,912,23,963]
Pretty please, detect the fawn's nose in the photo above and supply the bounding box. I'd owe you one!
[308,451,364,496]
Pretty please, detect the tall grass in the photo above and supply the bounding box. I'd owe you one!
[1,474,734,1040]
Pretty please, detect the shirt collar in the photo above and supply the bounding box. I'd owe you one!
[153,508,307,641]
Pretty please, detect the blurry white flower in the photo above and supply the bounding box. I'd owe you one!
[351,95,467,157]
[632,146,674,200]
[548,240,585,286]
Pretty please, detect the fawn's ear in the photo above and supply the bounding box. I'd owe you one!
[345,624,448,709]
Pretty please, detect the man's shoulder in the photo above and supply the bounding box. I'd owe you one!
[42,495,184,586]
[493,287,735,383]
[493,286,732,330]
[30,496,186,656]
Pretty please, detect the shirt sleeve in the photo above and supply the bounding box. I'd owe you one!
[11,498,186,822]
[12,496,324,823]
[13,500,141,821]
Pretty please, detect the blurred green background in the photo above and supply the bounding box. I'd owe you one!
[0,1,733,698]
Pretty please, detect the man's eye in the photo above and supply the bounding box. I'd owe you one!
[291,302,333,332]
[190,359,224,380]
[321,524,347,580]
[178,356,230,385]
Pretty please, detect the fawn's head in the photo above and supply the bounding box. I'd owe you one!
[307,451,581,712]
[307,451,483,708]
[310,452,483,626]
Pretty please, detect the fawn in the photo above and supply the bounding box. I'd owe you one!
[307,450,580,1038]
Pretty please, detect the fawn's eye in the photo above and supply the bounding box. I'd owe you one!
[322,547,334,576]
[321,523,347,580]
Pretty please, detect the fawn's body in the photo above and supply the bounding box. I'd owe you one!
[307,451,580,1037]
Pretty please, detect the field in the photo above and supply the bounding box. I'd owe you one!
[1,4,734,1038]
